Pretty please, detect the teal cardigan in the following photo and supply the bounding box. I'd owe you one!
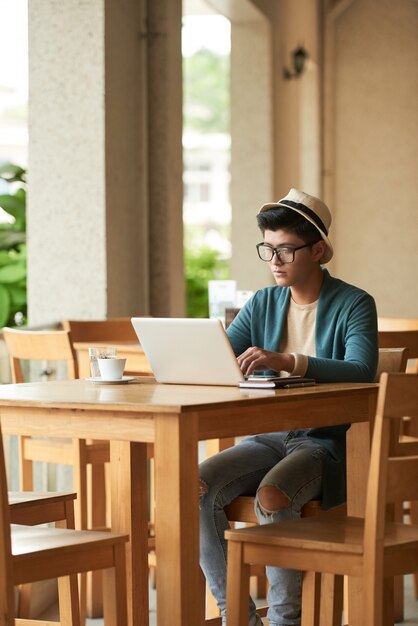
[226,269,378,508]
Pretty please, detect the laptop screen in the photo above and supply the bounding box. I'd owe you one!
[131,318,245,386]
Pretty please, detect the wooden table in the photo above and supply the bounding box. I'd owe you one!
[73,341,153,378]
[0,378,377,626]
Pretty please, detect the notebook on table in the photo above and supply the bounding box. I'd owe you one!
[131,317,245,386]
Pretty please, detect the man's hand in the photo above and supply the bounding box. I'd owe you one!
[237,347,295,377]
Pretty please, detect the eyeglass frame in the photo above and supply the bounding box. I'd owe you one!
[256,240,321,264]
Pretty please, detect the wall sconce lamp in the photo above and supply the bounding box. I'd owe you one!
[283,46,308,80]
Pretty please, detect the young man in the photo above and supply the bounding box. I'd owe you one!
[199,188,378,626]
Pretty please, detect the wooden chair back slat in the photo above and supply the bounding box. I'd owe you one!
[2,328,79,383]
[386,457,418,503]
[375,348,409,381]
[62,318,139,343]
[378,330,418,360]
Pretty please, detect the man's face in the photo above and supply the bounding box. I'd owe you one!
[261,229,324,290]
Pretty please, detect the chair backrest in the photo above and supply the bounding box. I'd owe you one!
[2,328,79,383]
[363,372,418,623]
[62,318,138,343]
[378,330,418,360]
[378,317,418,331]
[378,327,418,376]
[375,347,409,381]
[0,418,15,621]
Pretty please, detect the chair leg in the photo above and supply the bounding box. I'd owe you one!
[393,575,404,623]
[16,582,34,617]
[410,499,418,599]
[301,570,321,626]
[149,457,157,589]
[73,439,89,623]
[226,540,251,626]
[103,544,128,626]
[393,501,404,622]
[58,574,81,626]
[18,435,34,491]
[86,462,107,617]
[383,577,394,626]
[206,582,220,619]
[250,564,268,599]
[319,573,343,626]
[72,439,88,530]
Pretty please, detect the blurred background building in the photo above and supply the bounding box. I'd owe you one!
[0,0,417,327]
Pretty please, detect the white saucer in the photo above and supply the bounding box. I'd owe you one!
[86,376,136,385]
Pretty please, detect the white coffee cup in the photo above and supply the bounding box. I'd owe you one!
[97,357,127,381]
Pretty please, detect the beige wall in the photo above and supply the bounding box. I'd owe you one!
[230,0,418,318]
[272,0,321,199]
[329,0,418,316]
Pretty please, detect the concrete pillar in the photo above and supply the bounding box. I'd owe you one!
[146,0,185,316]
[27,0,184,326]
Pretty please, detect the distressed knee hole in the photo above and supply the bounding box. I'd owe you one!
[257,485,290,515]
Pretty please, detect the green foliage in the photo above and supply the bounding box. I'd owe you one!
[185,247,229,318]
[0,162,27,327]
[183,48,230,134]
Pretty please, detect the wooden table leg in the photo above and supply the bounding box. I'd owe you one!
[155,412,202,626]
[110,441,149,626]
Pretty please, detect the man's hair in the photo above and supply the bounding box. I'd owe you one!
[256,207,321,242]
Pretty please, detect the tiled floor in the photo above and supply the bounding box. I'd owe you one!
[83,575,418,625]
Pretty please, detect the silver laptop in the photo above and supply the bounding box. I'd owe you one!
[131,317,245,386]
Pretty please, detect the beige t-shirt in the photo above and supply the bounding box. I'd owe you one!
[280,298,318,376]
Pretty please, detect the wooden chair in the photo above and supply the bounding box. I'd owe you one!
[0,422,129,626]
[62,317,153,380]
[225,372,418,626]
[9,491,78,619]
[205,348,408,626]
[62,317,138,344]
[378,318,418,373]
[378,325,418,612]
[2,327,110,618]
[62,319,156,589]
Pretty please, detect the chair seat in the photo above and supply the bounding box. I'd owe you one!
[9,491,77,526]
[226,515,418,571]
[11,524,128,584]
[9,491,76,507]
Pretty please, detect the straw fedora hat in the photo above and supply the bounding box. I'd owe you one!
[258,188,333,263]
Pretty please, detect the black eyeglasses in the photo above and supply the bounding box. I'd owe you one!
[256,240,320,264]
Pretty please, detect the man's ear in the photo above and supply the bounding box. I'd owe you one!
[312,240,326,261]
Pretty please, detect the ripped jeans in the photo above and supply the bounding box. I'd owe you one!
[199,430,331,626]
